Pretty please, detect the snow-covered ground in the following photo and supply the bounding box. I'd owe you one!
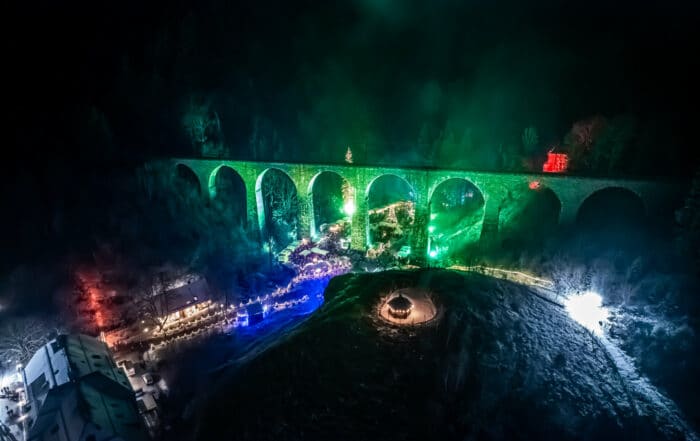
[459,265,698,440]
[595,332,698,440]
[189,269,698,440]
[547,289,698,440]
[0,369,23,441]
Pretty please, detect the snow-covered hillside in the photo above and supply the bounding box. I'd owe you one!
[193,269,696,441]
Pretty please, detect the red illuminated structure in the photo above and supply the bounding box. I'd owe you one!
[543,151,569,173]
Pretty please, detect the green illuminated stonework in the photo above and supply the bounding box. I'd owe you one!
[167,158,681,260]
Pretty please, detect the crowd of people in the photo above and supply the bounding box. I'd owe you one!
[0,388,19,402]
[142,250,354,355]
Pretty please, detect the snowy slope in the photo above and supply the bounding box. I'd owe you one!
[193,269,695,441]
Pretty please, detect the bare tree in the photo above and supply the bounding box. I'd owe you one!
[137,273,178,334]
[266,179,297,225]
[0,318,64,368]
[547,255,587,295]
[565,115,607,171]
[262,172,298,248]
[569,116,606,150]
[182,95,226,157]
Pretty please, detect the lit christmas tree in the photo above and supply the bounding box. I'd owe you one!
[345,146,353,164]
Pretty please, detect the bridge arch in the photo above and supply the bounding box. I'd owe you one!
[174,163,201,197]
[169,158,679,254]
[255,168,300,250]
[499,182,562,250]
[307,171,353,239]
[427,176,484,204]
[427,177,486,258]
[576,186,646,229]
[365,174,416,250]
[208,165,247,225]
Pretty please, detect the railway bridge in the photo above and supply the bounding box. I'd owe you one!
[167,158,680,260]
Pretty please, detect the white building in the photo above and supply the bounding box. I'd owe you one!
[22,334,149,441]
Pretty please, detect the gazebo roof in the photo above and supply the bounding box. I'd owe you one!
[388,294,412,311]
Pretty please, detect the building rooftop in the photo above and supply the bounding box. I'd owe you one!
[28,372,148,441]
[24,334,132,410]
[163,278,211,314]
[23,334,148,441]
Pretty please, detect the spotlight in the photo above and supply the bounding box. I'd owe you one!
[564,291,609,335]
[343,201,356,216]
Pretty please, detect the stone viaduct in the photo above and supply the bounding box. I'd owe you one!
[167,158,681,260]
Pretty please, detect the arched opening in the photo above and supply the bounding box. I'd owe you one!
[428,178,485,261]
[499,185,561,251]
[366,175,415,255]
[208,165,246,226]
[255,168,299,252]
[175,164,201,199]
[567,187,649,272]
[308,171,353,244]
[577,187,646,231]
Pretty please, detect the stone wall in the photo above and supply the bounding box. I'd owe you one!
[168,158,683,257]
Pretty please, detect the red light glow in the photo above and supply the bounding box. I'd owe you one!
[543,152,569,173]
[76,269,106,330]
[529,180,541,190]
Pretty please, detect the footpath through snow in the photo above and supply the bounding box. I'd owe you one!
[525,283,698,441]
[452,264,697,439]
[594,332,698,440]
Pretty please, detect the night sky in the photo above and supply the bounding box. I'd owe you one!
[3,0,699,267]
[8,0,699,166]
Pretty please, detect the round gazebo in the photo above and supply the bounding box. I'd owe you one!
[387,294,413,319]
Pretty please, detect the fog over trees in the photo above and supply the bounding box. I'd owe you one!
[4,1,696,276]
[6,1,698,170]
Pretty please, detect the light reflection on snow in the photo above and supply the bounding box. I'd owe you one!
[564,291,609,335]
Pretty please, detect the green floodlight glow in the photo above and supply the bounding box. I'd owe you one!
[430,213,437,220]
[428,225,435,233]
[429,249,438,259]
[343,200,356,216]
[397,245,411,258]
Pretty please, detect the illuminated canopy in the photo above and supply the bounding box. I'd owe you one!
[387,294,413,319]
